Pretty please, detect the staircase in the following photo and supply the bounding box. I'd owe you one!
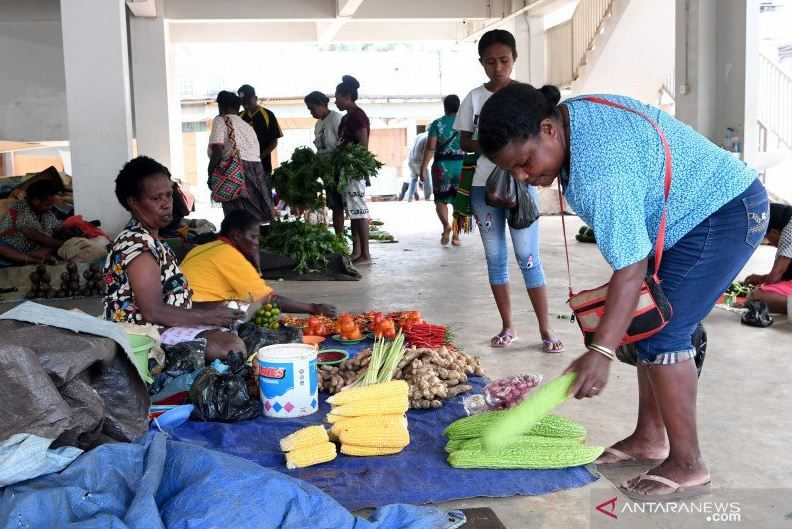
[545,0,617,87]
[758,52,792,152]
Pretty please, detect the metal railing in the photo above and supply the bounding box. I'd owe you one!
[758,52,792,150]
[546,0,615,86]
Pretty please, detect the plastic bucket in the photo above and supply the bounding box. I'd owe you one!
[257,343,318,418]
[129,334,154,383]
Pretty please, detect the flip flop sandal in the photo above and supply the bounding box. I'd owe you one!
[595,447,667,468]
[441,229,451,246]
[619,473,712,502]
[542,338,565,354]
[491,331,518,348]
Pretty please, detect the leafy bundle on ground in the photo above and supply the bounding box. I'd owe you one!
[261,220,349,274]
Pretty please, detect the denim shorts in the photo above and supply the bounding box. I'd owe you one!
[470,185,546,289]
[636,179,768,364]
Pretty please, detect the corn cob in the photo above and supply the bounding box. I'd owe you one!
[330,395,409,417]
[445,434,583,454]
[341,444,405,456]
[326,413,345,424]
[338,422,410,449]
[285,441,337,469]
[447,444,603,470]
[327,380,409,406]
[330,414,407,438]
[279,425,329,452]
[444,413,586,441]
[482,373,576,450]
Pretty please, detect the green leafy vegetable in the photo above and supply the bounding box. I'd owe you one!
[272,147,331,212]
[331,143,383,193]
[261,220,349,274]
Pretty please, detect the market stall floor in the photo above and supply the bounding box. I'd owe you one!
[3,200,790,529]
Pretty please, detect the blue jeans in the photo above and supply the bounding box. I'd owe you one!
[637,178,768,363]
[407,162,432,201]
[471,185,545,289]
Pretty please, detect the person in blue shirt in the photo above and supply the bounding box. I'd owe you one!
[478,83,768,501]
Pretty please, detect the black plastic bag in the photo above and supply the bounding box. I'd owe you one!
[189,352,259,422]
[150,340,207,396]
[508,182,540,229]
[237,322,303,355]
[485,167,517,209]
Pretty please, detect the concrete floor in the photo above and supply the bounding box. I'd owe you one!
[3,201,790,528]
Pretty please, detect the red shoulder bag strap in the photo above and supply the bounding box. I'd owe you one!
[559,96,673,290]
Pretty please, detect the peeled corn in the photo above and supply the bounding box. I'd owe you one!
[338,422,410,449]
[341,444,404,456]
[330,414,407,438]
[448,444,603,470]
[444,413,586,441]
[280,425,329,452]
[327,380,409,406]
[285,441,337,469]
[330,395,409,417]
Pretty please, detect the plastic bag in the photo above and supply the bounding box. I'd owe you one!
[149,340,207,398]
[237,322,303,355]
[189,351,260,422]
[485,167,517,209]
[483,374,543,410]
[508,182,540,230]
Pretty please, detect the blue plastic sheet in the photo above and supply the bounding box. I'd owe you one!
[0,432,450,529]
[166,378,599,511]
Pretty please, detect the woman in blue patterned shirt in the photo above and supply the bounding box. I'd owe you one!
[478,83,768,501]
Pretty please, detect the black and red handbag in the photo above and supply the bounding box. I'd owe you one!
[561,96,673,346]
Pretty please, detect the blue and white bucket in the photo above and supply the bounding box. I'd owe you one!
[257,343,318,418]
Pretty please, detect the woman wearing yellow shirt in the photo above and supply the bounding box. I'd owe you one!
[181,210,337,316]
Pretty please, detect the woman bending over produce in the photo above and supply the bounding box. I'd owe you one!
[454,29,561,353]
[745,203,792,313]
[181,209,337,317]
[104,156,245,360]
[478,83,767,500]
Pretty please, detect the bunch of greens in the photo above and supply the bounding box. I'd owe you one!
[271,147,331,212]
[331,143,383,193]
[261,219,349,274]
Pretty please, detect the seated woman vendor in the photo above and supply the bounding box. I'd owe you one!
[180,209,337,317]
[0,180,64,265]
[745,202,792,313]
[104,156,245,359]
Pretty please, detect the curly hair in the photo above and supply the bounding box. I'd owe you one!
[478,83,562,159]
[114,156,171,211]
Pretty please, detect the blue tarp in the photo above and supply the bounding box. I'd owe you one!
[165,378,599,511]
[0,432,451,529]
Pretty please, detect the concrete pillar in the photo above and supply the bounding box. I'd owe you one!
[675,0,760,159]
[130,2,184,180]
[60,0,133,234]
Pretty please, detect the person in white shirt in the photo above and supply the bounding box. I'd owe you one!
[454,29,562,353]
[208,91,275,223]
[406,131,432,202]
[305,91,345,236]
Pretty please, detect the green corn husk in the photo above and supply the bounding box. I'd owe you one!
[444,412,586,442]
[482,373,577,451]
[445,434,584,454]
[448,444,603,470]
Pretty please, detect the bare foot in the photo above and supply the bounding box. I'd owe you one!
[595,433,669,465]
[623,457,710,496]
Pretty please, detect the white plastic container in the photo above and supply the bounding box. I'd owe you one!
[257,343,318,418]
